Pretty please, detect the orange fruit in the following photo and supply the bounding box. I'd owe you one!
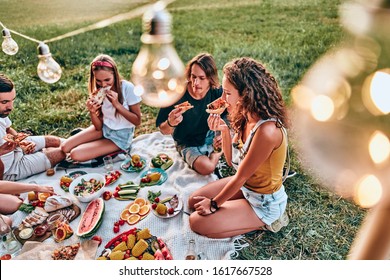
[38,192,51,202]
[120,209,131,221]
[134,197,146,207]
[138,205,150,216]
[127,214,140,225]
[129,203,140,214]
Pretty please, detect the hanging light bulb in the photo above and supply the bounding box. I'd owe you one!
[131,1,186,107]
[37,42,62,84]
[2,28,18,55]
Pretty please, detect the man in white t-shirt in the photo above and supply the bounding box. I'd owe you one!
[0,74,66,181]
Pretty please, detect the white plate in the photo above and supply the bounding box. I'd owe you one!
[152,192,183,219]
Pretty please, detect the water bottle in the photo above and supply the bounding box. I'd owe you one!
[0,216,22,257]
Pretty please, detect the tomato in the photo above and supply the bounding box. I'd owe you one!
[121,235,127,242]
[154,197,160,203]
[113,225,120,233]
[118,219,125,226]
[102,191,111,201]
[124,253,131,259]
[152,203,157,210]
[0,254,11,260]
[91,235,102,246]
[167,207,174,215]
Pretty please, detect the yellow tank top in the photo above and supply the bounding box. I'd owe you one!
[232,119,287,194]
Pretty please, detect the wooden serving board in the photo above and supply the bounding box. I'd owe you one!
[14,204,81,245]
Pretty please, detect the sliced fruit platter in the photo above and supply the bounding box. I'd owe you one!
[105,170,122,186]
[139,168,168,186]
[76,198,105,238]
[150,153,174,170]
[120,197,151,225]
[152,193,182,219]
[121,154,146,172]
[113,181,141,200]
[97,227,173,260]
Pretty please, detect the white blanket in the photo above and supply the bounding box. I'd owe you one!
[3,132,242,260]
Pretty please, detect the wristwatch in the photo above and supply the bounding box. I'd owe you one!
[210,198,219,213]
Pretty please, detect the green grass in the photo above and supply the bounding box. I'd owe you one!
[0,0,366,259]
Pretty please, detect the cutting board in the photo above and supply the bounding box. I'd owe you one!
[14,204,81,245]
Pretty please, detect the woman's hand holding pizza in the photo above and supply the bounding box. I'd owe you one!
[208,114,229,132]
[86,97,101,115]
[105,89,120,108]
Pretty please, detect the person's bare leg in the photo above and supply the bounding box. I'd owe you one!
[44,148,66,167]
[69,139,121,162]
[189,199,265,238]
[0,194,23,215]
[61,125,102,153]
[192,151,223,175]
[44,136,61,148]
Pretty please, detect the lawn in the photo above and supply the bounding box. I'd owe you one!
[0,0,366,259]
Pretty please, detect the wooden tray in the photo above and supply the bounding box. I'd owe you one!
[14,204,81,245]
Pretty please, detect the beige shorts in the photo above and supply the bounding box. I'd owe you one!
[4,136,51,181]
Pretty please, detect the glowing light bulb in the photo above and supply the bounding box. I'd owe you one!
[2,28,18,55]
[368,130,390,164]
[354,174,383,208]
[37,42,62,84]
[131,1,185,107]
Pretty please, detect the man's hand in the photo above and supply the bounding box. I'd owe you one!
[0,141,16,155]
[167,107,184,127]
[19,140,36,154]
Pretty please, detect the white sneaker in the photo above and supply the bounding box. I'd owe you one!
[265,211,289,233]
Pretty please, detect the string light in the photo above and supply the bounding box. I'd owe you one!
[36,42,62,84]
[0,0,177,92]
[131,1,185,107]
[1,28,18,55]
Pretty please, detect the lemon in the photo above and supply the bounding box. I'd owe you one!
[148,172,161,182]
[131,154,141,164]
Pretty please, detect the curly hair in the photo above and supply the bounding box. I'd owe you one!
[223,57,288,133]
[185,53,220,89]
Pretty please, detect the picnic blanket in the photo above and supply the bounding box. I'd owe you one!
[3,132,245,260]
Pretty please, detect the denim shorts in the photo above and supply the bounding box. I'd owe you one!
[241,185,288,225]
[176,130,215,168]
[102,124,134,151]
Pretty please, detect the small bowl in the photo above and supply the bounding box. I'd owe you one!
[68,173,106,203]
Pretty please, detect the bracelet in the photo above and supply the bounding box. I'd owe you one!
[167,118,177,128]
[210,198,219,213]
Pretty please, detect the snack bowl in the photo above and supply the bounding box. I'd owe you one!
[69,173,106,203]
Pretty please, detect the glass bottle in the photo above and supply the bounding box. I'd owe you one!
[0,215,22,257]
[185,239,197,260]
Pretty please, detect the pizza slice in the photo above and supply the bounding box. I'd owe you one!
[206,97,229,114]
[174,101,194,113]
[91,86,110,104]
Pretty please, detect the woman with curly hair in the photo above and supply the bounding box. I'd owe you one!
[188,57,290,238]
